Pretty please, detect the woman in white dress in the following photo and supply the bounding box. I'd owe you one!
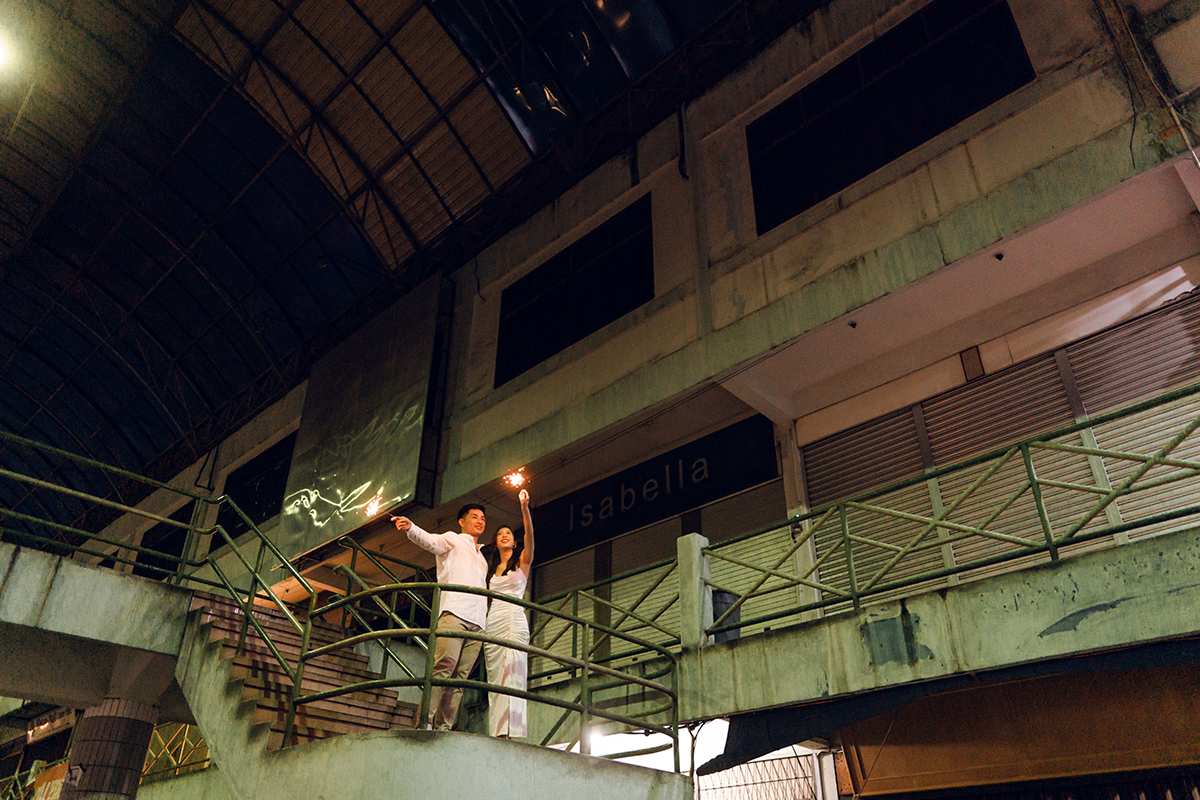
[484,488,534,738]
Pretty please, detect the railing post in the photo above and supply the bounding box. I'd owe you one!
[342,546,357,641]
[839,504,861,611]
[579,622,591,756]
[571,591,580,678]
[419,587,441,730]
[235,532,270,656]
[677,532,712,649]
[671,661,680,774]
[174,501,207,587]
[282,599,313,748]
[1021,443,1060,561]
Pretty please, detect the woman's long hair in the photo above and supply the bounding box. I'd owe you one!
[483,526,524,583]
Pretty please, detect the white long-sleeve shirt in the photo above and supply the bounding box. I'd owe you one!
[406,523,488,628]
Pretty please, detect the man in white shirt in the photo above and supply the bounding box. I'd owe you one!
[392,504,488,731]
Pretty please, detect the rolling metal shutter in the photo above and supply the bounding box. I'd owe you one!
[921,354,1073,467]
[1067,297,1200,543]
[1068,298,1200,415]
[802,408,923,508]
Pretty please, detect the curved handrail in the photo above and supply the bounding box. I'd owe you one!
[311,582,678,662]
[299,580,680,765]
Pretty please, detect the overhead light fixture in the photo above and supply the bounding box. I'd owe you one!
[0,33,15,69]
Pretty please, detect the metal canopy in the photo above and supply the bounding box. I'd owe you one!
[0,0,825,542]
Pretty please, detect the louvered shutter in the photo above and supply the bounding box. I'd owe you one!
[1068,297,1200,542]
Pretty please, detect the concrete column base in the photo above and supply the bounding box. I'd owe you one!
[62,697,158,800]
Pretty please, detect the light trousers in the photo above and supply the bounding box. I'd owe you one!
[427,611,483,730]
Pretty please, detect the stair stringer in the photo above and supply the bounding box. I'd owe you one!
[173,608,272,800]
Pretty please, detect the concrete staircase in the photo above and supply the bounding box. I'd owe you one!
[190,592,416,749]
[164,590,692,800]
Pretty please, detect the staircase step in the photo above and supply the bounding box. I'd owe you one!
[203,620,366,664]
[239,683,410,729]
[252,702,406,737]
[191,593,306,627]
[219,640,381,683]
[193,600,347,643]
[195,596,417,657]
[193,592,366,639]
[196,592,415,642]
[198,607,348,647]
[230,659,405,710]
[201,614,357,657]
[190,590,422,753]
[245,690,413,733]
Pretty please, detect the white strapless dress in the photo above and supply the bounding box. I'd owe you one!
[484,567,529,738]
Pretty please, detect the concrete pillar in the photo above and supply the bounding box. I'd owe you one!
[62,698,158,800]
[817,751,840,800]
[777,423,822,618]
[677,532,713,650]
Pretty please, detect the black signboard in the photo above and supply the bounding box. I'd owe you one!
[538,415,778,561]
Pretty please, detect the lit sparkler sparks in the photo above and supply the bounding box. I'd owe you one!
[502,468,526,489]
[365,493,382,517]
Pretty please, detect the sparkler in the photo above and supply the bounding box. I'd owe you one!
[502,468,526,489]
[365,493,382,517]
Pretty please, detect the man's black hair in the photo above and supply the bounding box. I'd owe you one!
[457,503,485,522]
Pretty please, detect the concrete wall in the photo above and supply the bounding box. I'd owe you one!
[75,384,306,592]
[439,0,1200,500]
[679,523,1200,720]
[521,524,1200,745]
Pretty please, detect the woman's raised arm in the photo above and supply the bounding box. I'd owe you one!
[518,489,535,569]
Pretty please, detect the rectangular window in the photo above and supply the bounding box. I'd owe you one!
[215,430,297,539]
[132,501,196,580]
[495,194,654,387]
[747,0,1035,235]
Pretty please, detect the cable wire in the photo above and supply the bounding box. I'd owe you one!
[1107,0,1200,171]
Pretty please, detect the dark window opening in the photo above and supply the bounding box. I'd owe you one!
[495,194,654,387]
[132,501,196,580]
[747,0,1035,236]
[215,430,298,540]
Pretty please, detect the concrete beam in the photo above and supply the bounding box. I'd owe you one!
[0,544,193,711]
[679,525,1200,720]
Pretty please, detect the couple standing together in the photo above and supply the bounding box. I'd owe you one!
[392,489,534,737]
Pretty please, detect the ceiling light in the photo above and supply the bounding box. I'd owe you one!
[0,35,15,69]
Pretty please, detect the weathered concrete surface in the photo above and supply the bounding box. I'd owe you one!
[138,730,691,800]
[174,606,689,800]
[439,0,1190,500]
[0,543,192,712]
[679,526,1200,720]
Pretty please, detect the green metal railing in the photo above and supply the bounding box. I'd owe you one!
[0,432,680,770]
[7,379,1200,776]
[298,573,680,769]
[530,558,680,684]
[0,430,320,767]
[704,381,1200,638]
[0,767,27,800]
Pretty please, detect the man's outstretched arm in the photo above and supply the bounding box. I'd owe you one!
[392,516,451,554]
